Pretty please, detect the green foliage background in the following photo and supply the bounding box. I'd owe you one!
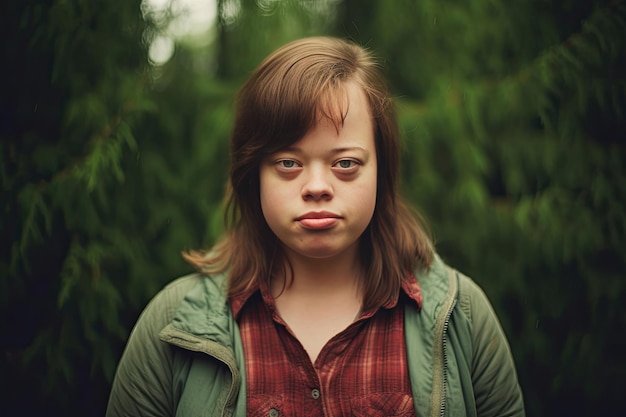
[1,0,625,415]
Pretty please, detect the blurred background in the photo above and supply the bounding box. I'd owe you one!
[1,0,625,415]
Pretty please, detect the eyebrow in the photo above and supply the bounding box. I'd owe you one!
[280,146,370,156]
[333,146,369,155]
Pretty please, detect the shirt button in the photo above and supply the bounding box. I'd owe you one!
[269,408,279,417]
[311,388,320,399]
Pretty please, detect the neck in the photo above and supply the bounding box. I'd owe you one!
[272,245,363,298]
[270,245,365,364]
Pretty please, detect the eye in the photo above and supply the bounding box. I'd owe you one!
[275,159,301,170]
[333,159,359,170]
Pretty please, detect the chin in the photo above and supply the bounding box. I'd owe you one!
[292,244,355,260]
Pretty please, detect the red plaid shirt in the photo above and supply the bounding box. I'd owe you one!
[231,275,422,417]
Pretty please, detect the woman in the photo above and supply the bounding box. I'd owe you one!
[107,36,525,417]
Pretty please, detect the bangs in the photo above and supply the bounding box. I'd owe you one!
[316,84,350,134]
[257,71,352,156]
[237,46,358,157]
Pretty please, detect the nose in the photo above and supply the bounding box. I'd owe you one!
[302,165,333,201]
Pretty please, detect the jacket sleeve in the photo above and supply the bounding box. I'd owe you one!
[461,276,526,417]
[106,276,198,417]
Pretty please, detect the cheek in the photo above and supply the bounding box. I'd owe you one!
[364,187,378,222]
[259,171,286,227]
[364,169,378,204]
[353,176,378,224]
[259,180,274,222]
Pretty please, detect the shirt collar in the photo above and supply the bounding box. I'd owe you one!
[229,272,422,320]
[392,273,422,311]
[230,282,260,320]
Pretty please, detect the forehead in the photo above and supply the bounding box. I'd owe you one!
[286,82,375,154]
[315,81,372,133]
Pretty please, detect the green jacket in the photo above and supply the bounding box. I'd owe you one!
[106,256,525,416]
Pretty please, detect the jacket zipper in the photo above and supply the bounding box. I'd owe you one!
[429,267,458,417]
[439,299,456,417]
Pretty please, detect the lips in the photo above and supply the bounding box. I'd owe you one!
[295,211,341,230]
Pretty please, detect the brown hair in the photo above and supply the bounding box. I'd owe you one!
[184,36,433,310]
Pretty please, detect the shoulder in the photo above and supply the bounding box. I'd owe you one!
[124,272,230,348]
[417,255,495,322]
[453,268,495,325]
[139,274,205,327]
[146,273,228,317]
[414,254,455,312]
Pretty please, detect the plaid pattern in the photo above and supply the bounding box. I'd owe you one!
[232,275,422,417]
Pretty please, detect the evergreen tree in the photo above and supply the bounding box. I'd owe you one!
[1,0,155,414]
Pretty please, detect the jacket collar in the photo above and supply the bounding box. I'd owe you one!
[161,254,453,349]
[161,272,235,349]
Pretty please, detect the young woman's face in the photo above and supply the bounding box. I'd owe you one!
[259,82,377,262]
